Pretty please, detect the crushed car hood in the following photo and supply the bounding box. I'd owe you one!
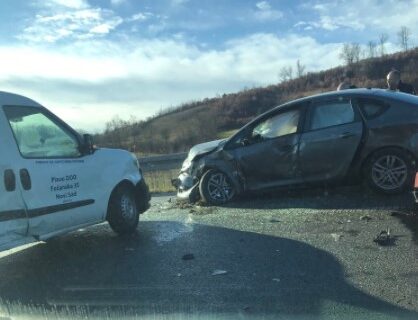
[188,139,226,160]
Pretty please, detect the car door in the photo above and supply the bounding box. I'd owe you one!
[230,106,303,189]
[0,110,29,249]
[298,97,363,183]
[3,105,102,238]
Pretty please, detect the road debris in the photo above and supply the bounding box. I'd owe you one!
[176,273,182,277]
[373,228,393,246]
[331,233,343,241]
[212,270,228,276]
[272,278,281,282]
[182,254,195,261]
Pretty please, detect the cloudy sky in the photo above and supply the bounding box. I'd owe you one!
[0,0,417,131]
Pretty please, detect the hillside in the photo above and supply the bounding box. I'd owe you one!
[94,48,418,155]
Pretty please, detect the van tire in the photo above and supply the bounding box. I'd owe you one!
[108,185,139,235]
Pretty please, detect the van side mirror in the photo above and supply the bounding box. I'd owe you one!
[81,134,95,155]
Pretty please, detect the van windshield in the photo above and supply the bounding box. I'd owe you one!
[4,106,81,158]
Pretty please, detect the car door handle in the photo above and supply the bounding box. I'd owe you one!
[19,169,32,191]
[339,132,355,139]
[4,169,16,192]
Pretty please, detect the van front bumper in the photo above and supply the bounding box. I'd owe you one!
[136,179,151,213]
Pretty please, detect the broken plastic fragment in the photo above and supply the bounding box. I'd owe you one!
[331,233,343,241]
[212,270,228,276]
[182,253,195,260]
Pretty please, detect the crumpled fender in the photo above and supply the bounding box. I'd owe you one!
[194,151,245,195]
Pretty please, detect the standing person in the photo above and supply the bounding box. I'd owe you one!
[386,70,416,95]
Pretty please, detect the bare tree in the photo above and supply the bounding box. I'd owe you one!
[367,40,377,58]
[296,60,306,77]
[379,33,389,56]
[397,26,411,51]
[279,66,293,82]
[339,43,361,65]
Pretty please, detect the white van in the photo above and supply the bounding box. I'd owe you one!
[0,91,150,252]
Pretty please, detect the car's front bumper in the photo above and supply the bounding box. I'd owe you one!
[172,172,199,202]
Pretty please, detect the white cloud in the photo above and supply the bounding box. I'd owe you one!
[18,7,123,43]
[256,1,271,11]
[42,0,89,9]
[110,0,127,6]
[305,0,418,32]
[129,12,152,22]
[0,33,344,130]
[171,0,190,6]
[254,1,283,22]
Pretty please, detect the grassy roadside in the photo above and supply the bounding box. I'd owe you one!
[144,169,178,193]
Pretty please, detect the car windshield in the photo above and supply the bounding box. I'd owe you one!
[1,1,418,320]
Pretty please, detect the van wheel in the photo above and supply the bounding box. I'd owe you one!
[364,148,415,194]
[108,185,139,235]
[199,169,235,205]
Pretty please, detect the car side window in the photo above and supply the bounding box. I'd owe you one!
[357,98,388,119]
[3,106,81,158]
[252,109,300,139]
[309,100,354,130]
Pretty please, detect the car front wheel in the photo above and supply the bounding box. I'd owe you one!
[199,169,235,205]
[108,185,139,235]
[365,148,415,194]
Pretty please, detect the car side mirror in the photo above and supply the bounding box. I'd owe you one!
[81,134,95,155]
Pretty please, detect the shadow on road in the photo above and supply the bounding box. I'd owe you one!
[391,211,418,245]
[0,221,416,319]
[226,185,415,211]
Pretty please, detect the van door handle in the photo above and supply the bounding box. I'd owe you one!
[4,169,16,192]
[19,169,32,191]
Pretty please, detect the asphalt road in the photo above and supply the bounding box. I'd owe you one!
[0,186,417,319]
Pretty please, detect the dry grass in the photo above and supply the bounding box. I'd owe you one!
[144,169,178,193]
[217,129,238,139]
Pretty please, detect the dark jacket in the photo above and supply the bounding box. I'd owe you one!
[398,81,416,95]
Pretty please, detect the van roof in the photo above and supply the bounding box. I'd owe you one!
[0,91,42,108]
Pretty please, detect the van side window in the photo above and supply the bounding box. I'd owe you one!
[3,106,81,158]
[357,98,389,119]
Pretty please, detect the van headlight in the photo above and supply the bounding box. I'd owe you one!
[131,153,141,171]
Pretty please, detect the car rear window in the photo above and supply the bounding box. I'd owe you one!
[357,98,389,119]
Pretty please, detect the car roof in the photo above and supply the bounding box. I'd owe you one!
[0,91,43,108]
[276,88,418,110]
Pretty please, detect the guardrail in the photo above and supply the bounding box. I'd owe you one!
[137,152,188,172]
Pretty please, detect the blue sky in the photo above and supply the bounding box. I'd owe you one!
[0,0,417,131]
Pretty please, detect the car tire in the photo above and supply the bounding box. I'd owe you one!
[364,148,415,194]
[107,185,139,235]
[199,169,235,205]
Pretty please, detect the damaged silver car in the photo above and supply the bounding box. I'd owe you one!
[173,89,418,205]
